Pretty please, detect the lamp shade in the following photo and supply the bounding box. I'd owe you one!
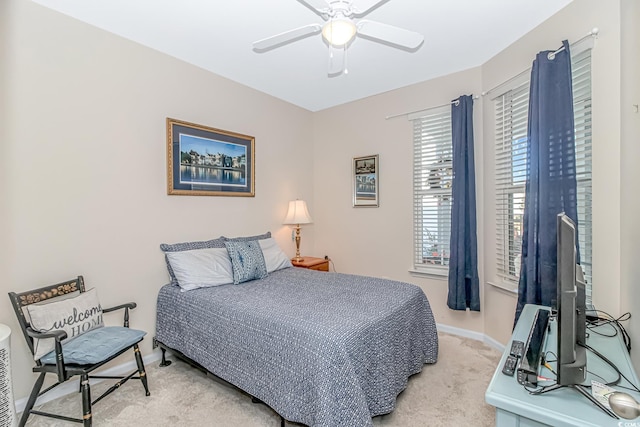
[283,200,313,225]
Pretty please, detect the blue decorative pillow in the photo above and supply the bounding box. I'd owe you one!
[224,240,268,284]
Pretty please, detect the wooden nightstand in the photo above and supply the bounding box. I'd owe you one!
[291,256,329,272]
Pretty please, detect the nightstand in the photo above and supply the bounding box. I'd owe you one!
[291,256,329,272]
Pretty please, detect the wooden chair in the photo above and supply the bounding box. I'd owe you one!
[8,276,150,427]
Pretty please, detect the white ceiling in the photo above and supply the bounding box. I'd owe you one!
[32,0,573,112]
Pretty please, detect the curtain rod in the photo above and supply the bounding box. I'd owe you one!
[547,27,598,60]
[385,95,479,120]
[481,27,599,97]
[385,27,598,120]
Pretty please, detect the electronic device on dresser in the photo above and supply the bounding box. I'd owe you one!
[556,212,587,386]
[536,213,618,418]
[516,308,550,386]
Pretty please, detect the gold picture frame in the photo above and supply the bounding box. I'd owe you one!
[167,118,255,197]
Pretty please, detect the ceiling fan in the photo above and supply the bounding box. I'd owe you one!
[252,0,424,76]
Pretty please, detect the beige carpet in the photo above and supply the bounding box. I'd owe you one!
[24,333,501,426]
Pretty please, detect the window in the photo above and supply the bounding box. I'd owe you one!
[412,106,453,274]
[494,49,593,303]
[571,49,593,303]
[495,80,528,282]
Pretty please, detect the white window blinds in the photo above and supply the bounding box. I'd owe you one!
[495,80,528,282]
[494,48,593,304]
[572,49,593,303]
[412,106,453,274]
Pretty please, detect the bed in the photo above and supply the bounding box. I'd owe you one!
[155,264,438,427]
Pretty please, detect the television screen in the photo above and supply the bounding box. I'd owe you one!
[556,213,587,386]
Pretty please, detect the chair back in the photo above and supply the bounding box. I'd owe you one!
[7,276,86,357]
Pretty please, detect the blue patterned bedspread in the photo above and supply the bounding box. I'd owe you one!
[155,267,438,427]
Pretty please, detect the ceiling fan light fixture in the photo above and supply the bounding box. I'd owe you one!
[322,18,357,47]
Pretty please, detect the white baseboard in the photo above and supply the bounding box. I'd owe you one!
[482,334,506,353]
[14,350,163,414]
[437,323,506,353]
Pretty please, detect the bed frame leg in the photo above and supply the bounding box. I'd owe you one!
[159,347,172,367]
[251,396,284,426]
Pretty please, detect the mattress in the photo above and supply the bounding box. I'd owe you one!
[155,267,438,427]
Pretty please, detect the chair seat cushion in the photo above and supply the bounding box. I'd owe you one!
[39,326,146,365]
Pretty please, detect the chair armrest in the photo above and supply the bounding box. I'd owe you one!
[102,302,137,327]
[26,327,68,382]
[26,326,67,341]
[102,302,137,313]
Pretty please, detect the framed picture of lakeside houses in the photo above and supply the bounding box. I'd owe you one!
[353,154,379,207]
[167,118,255,196]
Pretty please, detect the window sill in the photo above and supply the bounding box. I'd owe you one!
[409,268,448,280]
[486,280,518,294]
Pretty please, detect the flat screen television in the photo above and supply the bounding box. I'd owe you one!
[556,212,587,386]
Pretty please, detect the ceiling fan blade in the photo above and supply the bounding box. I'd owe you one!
[351,0,388,16]
[298,0,331,14]
[357,20,424,49]
[253,24,323,51]
[327,45,346,76]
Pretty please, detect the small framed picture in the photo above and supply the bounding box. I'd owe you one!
[353,155,379,207]
[167,118,255,197]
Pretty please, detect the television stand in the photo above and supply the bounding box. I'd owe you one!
[486,304,640,427]
[536,383,618,419]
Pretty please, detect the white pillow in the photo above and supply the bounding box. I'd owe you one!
[27,288,104,360]
[259,238,292,273]
[165,247,233,291]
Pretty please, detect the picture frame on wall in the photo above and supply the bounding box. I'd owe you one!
[353,154,379,207]
[167,118,255,196]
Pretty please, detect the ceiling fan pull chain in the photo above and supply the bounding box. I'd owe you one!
[344,45,349,75]
[328,47,334,74]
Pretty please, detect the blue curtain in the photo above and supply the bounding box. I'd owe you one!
[515,40,580,323]
[447,95,480,311]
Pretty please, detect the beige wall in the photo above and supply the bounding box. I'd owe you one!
[311,68,485,332]
[620,0,640,369]
[2,0,315,399]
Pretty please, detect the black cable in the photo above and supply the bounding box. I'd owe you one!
[546,347,620,387]
[615,383,640,393]
[543,351,557,363]
[587,321,618,338]
[588,310,632,352]
[586,369,611,385]
[542,351,557,376]
[525,383,557,395]
[522,312,635,397]
[580,342,640,391]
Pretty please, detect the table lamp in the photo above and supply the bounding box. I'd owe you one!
[283,200,313,262]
